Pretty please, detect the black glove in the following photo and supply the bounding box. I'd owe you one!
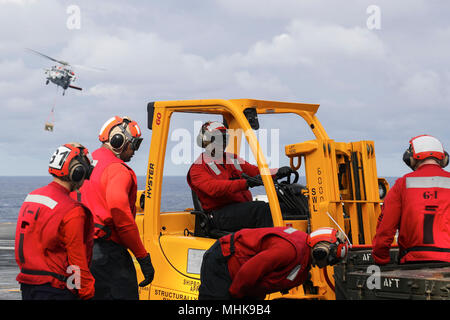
[242,173,264,188]
[137,253,155,287]
[276,166,294,179]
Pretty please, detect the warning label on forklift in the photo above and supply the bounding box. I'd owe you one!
[183,279,201,293]
[311,167,324,212]
[152,286,198,300]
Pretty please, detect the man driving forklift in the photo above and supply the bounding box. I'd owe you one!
[187,121,294,232]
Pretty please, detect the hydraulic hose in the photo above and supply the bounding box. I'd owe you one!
[323,267,335,292]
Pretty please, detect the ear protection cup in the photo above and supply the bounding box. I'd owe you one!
[311,242,346,266]
[110,132,125,149]
[196,132,202,148]
[312,246,329,261]
[197,122,212,148]
[335,242,348,260]
[326,242,348,265]
[441,151,449,168]
[68,152,94,183]
[196,128,206,148]
[403,145,414,169]
[403,145,419,170]
[69,162,86,183]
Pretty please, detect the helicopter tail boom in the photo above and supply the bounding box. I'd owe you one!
[68,84,82,91]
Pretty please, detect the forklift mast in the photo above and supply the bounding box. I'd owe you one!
[135,99,388,300]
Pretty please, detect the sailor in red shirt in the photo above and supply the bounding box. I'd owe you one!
[15,143,95,300]
[79,116,154,300]
[187,121,294,232]
[372,135,450,264]
[198,227,348,299]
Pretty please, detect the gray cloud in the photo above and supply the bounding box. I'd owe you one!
[1,0,449,179]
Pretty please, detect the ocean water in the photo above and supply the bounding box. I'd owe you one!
[0,176,271,223]
[0,176,398,223]
[0,176,193,223]
[0,176,53,223]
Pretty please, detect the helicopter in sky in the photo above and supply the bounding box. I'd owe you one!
[27,48,103,95]
[26,48,105,131]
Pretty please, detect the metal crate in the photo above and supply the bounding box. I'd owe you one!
[334,247,450,300]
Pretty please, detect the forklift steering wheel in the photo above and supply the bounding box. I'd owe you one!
[277,170,299,184]
[288,170,299,184]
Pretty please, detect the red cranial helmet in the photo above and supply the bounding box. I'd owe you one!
[403,135,448,170]
[48,143,93,183]
[196,121,229,148]
[307,227,349,267]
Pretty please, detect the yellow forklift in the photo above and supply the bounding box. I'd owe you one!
[133,99,389,300]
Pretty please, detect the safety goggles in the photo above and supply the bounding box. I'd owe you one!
[122,120,143,151]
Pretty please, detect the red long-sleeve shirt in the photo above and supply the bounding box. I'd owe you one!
[228,236,298,298]
[17,181,95,300]
[372,164,450,264]
[101,163,147,259]
[220,227,311,299]
[59,206,95,300]
[188,152,275,211]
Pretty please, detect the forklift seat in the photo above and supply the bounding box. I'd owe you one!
[190,190,230,239]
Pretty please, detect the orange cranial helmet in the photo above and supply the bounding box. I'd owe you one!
[99,116,143,152]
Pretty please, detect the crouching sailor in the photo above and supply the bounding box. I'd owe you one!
[15,143,95,300]
[198,227,348,299]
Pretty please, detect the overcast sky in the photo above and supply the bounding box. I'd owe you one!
[1,0,449,178]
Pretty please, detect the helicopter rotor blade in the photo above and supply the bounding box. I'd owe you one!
[26,48,69,66]
[72,64,106,72]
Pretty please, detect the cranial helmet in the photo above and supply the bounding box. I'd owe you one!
[403,135,449,170]
[307,227,349,268]
[196,121,229,149]
[99,116,143,152]
[48,143,94,183]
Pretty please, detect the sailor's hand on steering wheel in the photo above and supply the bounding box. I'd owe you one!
[241,173,264,188]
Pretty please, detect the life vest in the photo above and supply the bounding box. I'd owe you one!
[15,182,93,288]
[79,147,137,242]
[219,227,311,295]
[187,152,254,211]
[397,164,450,262]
